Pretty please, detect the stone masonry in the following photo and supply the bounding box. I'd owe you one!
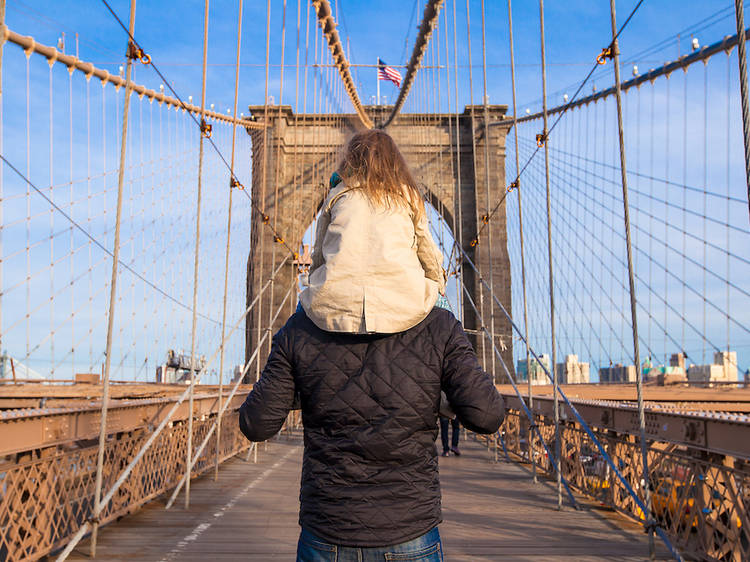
[245,104,513,381]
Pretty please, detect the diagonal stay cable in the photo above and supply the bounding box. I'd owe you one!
[0,153,223,326]
[426,216,580,509]
[99,0,299,259]
[457,240,684,561]
[468,0,645,249]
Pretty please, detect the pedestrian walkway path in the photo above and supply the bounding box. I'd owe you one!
[68,431,664,560]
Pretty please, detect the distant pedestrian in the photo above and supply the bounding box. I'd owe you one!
[440,417,461,457]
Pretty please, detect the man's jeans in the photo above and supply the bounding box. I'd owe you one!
[297,527,443,561]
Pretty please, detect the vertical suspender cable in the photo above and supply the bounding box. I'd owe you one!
[506,0,535,483]
[90,0,136,555]
[734,0,750,224]
[479,0,496,382]
[256,0,271,382]
[216,0,244,481]
[537,0,561,510]
[464,0,487,372]
[270,0,287,359]
[451,0,464,325]
[186,0,210,510]
[608,1,654,557]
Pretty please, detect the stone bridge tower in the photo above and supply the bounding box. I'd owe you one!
[245,105,514,381]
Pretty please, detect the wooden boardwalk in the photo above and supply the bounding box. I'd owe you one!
[69,431,666,561]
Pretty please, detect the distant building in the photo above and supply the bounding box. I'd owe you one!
[156,349,207,383]
[670,353,686,370]
[555,354,590,384]
[599,363,636,383]
[687,351,738,383]
[517,354,550,385]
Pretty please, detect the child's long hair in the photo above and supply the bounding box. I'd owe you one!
[337,129,425,220]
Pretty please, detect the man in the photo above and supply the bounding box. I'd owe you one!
[239,307,504,561]
[440,417,462,457]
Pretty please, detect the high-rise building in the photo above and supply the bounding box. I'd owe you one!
[599,363,636,383]
[555,354,590,384]
[687,351,738,383]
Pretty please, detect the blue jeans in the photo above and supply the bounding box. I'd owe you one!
[297,527,443,561]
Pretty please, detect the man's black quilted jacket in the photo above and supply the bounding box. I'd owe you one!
[238,307,504,547]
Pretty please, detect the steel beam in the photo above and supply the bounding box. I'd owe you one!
[0,392,246,457]
[501,393,750,460]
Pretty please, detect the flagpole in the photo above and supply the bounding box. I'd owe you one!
[377,58,381,105]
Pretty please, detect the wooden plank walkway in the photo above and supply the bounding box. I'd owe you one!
[68,431,666,561]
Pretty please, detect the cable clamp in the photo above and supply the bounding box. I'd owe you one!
[274,236,284,244]
[481,214,490,225]
[469,237,479,248]
[596,46,614,65]
[507,179,520,193]
[126,41,151,65]
[261,213,270,224]
[535,133,547,148]
[230,177,244,190]
[200,119,213,139]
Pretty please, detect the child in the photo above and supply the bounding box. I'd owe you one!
[299,129,446,334]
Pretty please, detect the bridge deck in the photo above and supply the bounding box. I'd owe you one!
[68,432,665,561]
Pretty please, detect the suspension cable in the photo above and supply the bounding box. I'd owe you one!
[607,4,652,553]
[381,0,444,128]
[469,0,647,246]
[90,0,136,555]
[311,0,372,128]
[215,0,244,482]
[506,0,535,483]
[184,0,211,511]
[537,0,563,511]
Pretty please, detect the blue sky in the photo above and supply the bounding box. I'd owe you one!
[6,0,743,116]
[2,0,748,380]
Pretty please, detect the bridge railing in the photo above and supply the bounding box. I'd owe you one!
[0,396,253,562]
[498,402,750,562]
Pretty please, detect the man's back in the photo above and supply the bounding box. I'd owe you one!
[239,307,504,548]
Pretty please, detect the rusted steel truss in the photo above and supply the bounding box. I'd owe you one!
[0,409,251,562]
[497,406,750,561]
[502,393,750,460]
[0,392,245,457]
[311,0,373,129]
[381,0,444,129]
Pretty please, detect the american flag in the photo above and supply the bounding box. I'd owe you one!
[377,59,402,88]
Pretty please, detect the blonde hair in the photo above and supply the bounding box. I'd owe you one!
[337,129,425,220]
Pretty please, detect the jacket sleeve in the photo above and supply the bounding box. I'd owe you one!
[238,327,296,442]
[441,319,505,434]
[414,212,447,294]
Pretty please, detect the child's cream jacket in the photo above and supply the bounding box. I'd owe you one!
[299,182,446,334]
